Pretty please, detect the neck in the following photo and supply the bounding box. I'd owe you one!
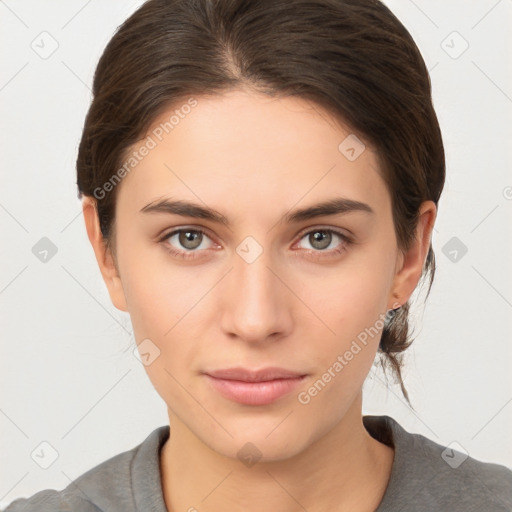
[160,393,394,512]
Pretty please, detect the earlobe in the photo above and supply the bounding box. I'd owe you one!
[388,201,437,310]
[82,197,128,312]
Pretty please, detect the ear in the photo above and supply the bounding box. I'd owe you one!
[388,200,437,310]
[82,196,128,312]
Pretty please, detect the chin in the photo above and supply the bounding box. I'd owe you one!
[197,418,316,464]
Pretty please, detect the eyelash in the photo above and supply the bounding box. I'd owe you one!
[158,227,353,261]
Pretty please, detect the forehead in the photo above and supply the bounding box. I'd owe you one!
[115,89,389,220]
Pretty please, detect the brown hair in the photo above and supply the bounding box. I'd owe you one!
[76,0,445,403]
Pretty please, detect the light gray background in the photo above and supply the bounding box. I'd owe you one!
[1,0,511,507]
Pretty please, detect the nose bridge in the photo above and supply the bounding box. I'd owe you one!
[221,236,290,342]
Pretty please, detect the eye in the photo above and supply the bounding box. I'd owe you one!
[294,227,353,258]
[159,228,217,259]
[158,226,353,261]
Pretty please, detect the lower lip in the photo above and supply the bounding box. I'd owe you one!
[204,375,306,405]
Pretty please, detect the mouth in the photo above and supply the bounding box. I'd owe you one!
[203,367,308,406]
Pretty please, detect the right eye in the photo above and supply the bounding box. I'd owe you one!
[158,227,220,259]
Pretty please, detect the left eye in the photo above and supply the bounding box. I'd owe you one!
[295,228,350,253]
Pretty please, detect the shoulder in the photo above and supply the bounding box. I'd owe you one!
[2,490,102,512]
[3,449,135,512]
[415,430,512,509]
[364,415,512,511]
[3,426,170,512]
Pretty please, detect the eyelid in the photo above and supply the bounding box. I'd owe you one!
[158,225,218,243]
[294,224,353,242]
[158,224,352,244]
[158,224,354,259]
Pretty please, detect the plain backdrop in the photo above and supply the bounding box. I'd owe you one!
[1,0,511,507]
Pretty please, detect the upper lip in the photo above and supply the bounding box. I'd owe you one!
[205,367,306,382]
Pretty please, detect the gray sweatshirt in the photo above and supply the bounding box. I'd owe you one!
[4,415,512,511]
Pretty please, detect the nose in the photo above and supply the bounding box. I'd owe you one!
[219,244,293,344]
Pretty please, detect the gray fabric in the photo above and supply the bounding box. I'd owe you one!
[4,415,512,511]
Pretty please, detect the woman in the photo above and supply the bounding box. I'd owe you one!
[5,0,511,510]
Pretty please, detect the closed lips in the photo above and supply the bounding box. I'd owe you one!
[204,367,307,382]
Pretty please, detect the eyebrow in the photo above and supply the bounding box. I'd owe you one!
[139,196,374,226]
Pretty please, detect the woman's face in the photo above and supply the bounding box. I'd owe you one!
[85,89,433,461]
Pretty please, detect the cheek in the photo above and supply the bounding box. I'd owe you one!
[301,253,393,340]
[118,240,202,336]
[117,240,212,376]
[296,273,390,421]
[294,246,393,399]
[121,256,204,406]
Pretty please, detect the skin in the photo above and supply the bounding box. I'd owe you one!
[83,88,436,511]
